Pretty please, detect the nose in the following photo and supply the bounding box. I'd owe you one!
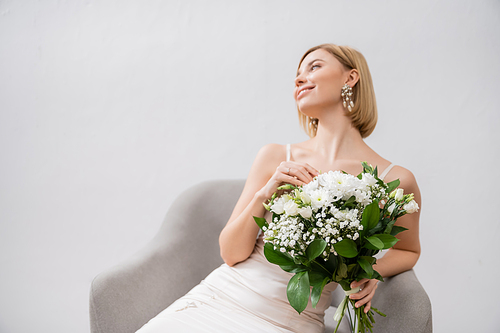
[294,72,306,87]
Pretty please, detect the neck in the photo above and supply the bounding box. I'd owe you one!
[310,107,366,163]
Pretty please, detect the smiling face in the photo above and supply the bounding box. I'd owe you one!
[294,48,349,119]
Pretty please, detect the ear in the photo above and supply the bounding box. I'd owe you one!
[345,69,359,87]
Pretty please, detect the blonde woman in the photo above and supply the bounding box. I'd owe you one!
[136,44,421,333]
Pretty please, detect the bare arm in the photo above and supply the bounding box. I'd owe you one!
[374,167,421,277]
[219,144,318,266]
[350,166,421,312]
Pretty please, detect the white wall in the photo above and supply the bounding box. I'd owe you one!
[1,0,499,332]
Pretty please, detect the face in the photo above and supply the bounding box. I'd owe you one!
[294,49,349,117]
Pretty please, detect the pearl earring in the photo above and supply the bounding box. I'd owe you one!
[309,117,318,130]
[341,84,354,112]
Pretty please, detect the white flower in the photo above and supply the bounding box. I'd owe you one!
[391,188,404,201]
[361,173,377,186]
[403,200,419,214]
[270,197,285,214]
[299,191,311,204]
[298,206,312,219]
[284,200,299,216]
[309,188,330,210]
[387,203,396,214]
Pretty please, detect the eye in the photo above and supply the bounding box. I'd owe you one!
[311,64,321,71]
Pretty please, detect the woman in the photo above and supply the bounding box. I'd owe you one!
[137,43,421,332]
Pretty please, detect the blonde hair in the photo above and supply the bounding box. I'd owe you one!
[297,44,378,138]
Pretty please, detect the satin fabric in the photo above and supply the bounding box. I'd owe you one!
[136,211,338,333]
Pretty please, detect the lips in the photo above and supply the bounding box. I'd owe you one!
[297,86,315,99]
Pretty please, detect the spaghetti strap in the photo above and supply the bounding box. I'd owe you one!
[379,163,395,180]
[286,144,291,162]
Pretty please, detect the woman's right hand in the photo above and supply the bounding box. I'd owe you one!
[257,161,319,200]
[220,144,318,266]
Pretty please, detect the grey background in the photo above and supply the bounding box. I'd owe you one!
[1,0,499,332]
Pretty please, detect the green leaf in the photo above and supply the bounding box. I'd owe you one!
[357,257,373,277]
[386,179,400,194]
[342,195,356,209]
[333,239,359,258]
[365,236,384,250]
[263,243,294,266]
[311,276,330,308]
[287,271,310,314]
[293,254,309,265]
[339,279,351,291]
[306,239,327,262]
[372,234,400,249]
[361,161,372,174]
[324,254,338,273]
[383,220,396,234]
[372,270,384,282]
[253,216,267,230]
[361,201,380,232]
[360,255,376,265]
[356,271,371,281]
[310,261,333,278]
[277,184,295,190]
[279,264,309,273]
[337,261,348,280]
[309,270,326,285]
[390,225,408,236]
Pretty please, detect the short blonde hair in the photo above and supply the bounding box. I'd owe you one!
[297,44,378,138]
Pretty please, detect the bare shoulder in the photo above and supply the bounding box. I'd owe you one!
[247,143,287,179]
[256,143,286,159]
[385,165,421,204]
[253,143,287,167]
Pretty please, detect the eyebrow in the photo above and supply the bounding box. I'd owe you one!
[296,59,324,77]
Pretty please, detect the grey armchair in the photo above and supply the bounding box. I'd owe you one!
[90,179,432,333]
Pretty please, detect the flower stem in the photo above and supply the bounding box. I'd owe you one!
[312,259,332,277]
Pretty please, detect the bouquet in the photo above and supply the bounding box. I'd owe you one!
[253,162,418,333]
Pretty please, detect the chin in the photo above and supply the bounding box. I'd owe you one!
[297,103,321,119]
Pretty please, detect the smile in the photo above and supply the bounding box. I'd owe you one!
[297,86,314,99]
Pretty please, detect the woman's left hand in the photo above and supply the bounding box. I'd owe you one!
[349,279,379,313]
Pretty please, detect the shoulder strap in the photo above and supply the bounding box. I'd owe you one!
[286,144,291,162]
[379,163,395,180]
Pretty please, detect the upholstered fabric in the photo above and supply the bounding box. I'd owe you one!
[90,179,432,333]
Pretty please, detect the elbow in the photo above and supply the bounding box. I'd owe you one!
[220,247,249,267]
[219,240,251,267]
[220,249,236,267]
[218,229,254,266]
[403,249,420,271]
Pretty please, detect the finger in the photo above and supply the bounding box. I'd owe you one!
[280,174,305,187]
[292,162,319,179]
[351,279,369,289]
[288,166,314,183]
[350,280,377,299]
[355,287,376,308]
[364,300,371,313]
[302,163,320,177]
[281,161,319,180]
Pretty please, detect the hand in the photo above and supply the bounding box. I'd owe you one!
[258,161,319,200]
[349,279,379,313]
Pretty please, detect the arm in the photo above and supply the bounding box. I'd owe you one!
[350,166,422,311]
[219,144,318,266]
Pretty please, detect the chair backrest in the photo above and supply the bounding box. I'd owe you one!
[152,179,246,285]
[90,179,245,333]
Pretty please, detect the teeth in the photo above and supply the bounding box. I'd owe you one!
[298,87,312,96]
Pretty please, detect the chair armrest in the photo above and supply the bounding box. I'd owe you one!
[324,269,432,333]
[372,269,432,333]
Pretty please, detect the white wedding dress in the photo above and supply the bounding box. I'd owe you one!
[136,145,395,333]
